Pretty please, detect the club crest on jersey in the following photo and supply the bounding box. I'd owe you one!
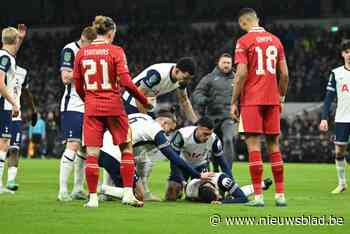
[341,84,349,92]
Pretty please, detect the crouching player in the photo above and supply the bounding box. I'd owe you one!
[186,172,272,204]
[99,112,214,201]
[6,66,36,191]
[165,117,232,200]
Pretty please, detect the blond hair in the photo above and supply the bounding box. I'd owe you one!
[81,26,97,42]
[2,27,19,45]
[92,15,116,35]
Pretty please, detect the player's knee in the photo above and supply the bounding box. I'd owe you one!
[335,145,347,157]
[165,181,183,201]
[86,147,100,157]
[0,138,10,151]
[66,141,80,152]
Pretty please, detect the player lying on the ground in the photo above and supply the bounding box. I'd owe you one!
[98,112,214,201]
[185,172,272,204]
[5,66,37,192]
[165,117,232,200]
[320,40,350,194]
[122,58,198,123]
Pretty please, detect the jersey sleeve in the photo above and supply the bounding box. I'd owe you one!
[211,136,224,157]
[59,47,75,70]
[0,55,11,73]
[234,38,248,64]
[170,131,185,152]
[326,72,336,92]
[139,69,162,95]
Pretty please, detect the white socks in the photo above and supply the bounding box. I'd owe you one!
[59,149,75,194]
[241,181,267,197]
[335,157,346,186]
[73,153,85,193]
[7,166,18,182]
[0,151,6,187]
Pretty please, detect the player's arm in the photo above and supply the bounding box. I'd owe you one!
[277,42,289,100]
[175,87,198,123]
[320,72,336,131]
[14,24,27,54]
[21,88,38,126]
[59,48,75,85]
[0,56,19,113]
[211,137,232,178]
[134,85,155,114]
[72,53,85,101]
[231,39,248,122]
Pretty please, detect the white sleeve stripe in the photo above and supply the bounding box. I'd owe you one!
[326,87,335,92]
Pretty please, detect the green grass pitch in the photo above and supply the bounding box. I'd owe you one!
[0,160,349,234]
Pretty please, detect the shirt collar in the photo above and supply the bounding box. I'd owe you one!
[249,26,265,33]
[92,39,107,45]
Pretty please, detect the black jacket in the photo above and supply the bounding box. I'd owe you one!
[192,67,235,122]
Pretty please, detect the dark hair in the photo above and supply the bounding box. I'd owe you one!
[195,117,214,129]
[217,53,232,63]
[341,40,350,51]
[157,109,177,122]
[176,57,196,76]
[198,184,217,203]
[93,15,116,35]
[237,8,257,18]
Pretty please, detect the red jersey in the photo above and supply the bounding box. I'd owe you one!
[234,26,286,106]
[73,39,147,116]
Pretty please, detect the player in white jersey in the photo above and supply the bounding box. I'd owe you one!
[98,112,214,203]
[5,66,36,191]
[165,117,233,200]
[0,25,26,194]
[57,27,97,201]
[185,172,272,204]
[320,40,350,194]
[122,58,198,123]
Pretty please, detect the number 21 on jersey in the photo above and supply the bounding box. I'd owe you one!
[82,59,112,90]
[255,45,277,75]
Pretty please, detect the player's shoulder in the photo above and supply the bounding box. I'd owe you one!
[179,126,197,137]
[62,41,80,52]
[0,49,15,61]
[148,63,175,74]
[332,65,346,74]
[128,113,153,121]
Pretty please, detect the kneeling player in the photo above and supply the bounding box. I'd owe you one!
[186,172,272,204]
[165,117,232,200]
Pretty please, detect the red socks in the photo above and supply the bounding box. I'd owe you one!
[120,152,135,188]
[85,156,99,193]
[248,151,263,195]
[269,151,284,193]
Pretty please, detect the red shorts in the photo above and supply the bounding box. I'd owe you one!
[238,105,280,135]
[83,114,131,147]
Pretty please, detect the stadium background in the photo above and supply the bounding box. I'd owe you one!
[1,0,350,162]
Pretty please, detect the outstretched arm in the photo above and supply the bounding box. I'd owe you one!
[175,88,198,123]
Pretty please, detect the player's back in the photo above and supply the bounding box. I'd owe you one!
[0,49,17,111]
[75,40,126,116]
[235,27,285,106]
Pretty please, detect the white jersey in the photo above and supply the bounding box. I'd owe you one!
[186,173,222,199]
[0,49,17,111]
[327,65,350,122]
[122,63,180,111]
[12,66,28,121]
[171,126,222,167]
[60,41,84,113]
[101,113,163,160]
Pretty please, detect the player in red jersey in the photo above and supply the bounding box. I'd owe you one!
[73,16,152,208]
[230,8,289,207]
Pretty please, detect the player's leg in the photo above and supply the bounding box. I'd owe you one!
[165,162,185,201]
[6,120,21,191]
[83,116,104,208]
[239,105,264,206]
[71,145,87,199]
[220,118,236,170]
[332,123,349,193]
[0,110,13,194]
[240,178,273,197]
[265,105,286,207]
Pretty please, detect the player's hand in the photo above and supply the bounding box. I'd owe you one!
[200,172,215,181]
[12,104,19,118]
[230,103,239,122]
[319,120,328,132]
[31,112,38,127]
[144,97,155,110]
[17,24,27,39]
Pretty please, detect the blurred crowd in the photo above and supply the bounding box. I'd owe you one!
[15,23,347,161]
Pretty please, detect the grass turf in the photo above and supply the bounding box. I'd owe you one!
[0,160,349,234]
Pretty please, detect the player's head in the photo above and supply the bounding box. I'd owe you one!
[174,57,197,86]
[217,53,233,74]
[156,109,177,133]
[1,27,19,46]
[92,15,116,43]
[237,8,259,32]
[194,117,214,143]
[80,26,97,46]
[198,182,219,203]
[341,40,350,64]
